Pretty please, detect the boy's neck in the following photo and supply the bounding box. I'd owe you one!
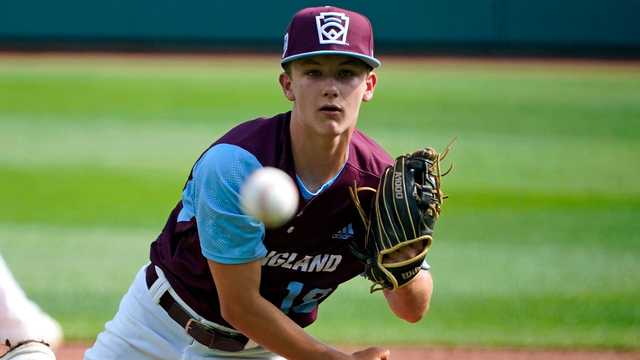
[289,117,351,193]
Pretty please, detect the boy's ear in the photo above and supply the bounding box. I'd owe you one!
[362,71,377,102]
[279,72,295,101]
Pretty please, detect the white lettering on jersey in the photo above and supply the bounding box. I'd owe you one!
[282,253,297,269]
[266,252,287,267]
[291,255,312,272]
[262,251,343,273]
[323,255,343,272]
[308,254,330,272]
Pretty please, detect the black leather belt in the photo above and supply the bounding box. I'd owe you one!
[145,265,249,352]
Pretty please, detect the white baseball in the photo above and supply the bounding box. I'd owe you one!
[240,167,299,228]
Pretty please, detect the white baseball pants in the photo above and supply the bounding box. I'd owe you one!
[84,264,283,360]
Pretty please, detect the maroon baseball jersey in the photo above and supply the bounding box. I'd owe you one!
[149,111,392,328]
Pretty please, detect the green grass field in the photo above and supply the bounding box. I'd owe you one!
[0,56,638,349]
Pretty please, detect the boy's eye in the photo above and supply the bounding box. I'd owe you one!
[338,69,355,78]
[305,70,321,77]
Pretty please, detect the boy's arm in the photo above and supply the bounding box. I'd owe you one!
[208,259,390,360]
[383,270,432,323]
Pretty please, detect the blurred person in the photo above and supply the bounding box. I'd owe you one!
[85,6,432,360]
[0,254,63,349]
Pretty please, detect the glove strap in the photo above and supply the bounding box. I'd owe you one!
[375,235,431,291]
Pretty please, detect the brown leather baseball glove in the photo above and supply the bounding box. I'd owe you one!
[350,143,453,292]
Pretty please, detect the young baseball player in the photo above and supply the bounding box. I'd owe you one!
[85,6,433,360]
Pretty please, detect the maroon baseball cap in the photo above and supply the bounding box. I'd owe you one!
[281,6,381,69]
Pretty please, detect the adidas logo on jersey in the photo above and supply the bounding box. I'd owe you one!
[332,223,354,240]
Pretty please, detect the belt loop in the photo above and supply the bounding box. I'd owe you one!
[185,318,195,332]
[148,266,170,304]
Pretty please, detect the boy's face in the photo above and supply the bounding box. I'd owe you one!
[279,55,377,137]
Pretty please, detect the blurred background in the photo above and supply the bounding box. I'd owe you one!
[0,0,639,355]
[1,0,640,57]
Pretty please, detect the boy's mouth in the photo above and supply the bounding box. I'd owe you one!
[319,104,343,112]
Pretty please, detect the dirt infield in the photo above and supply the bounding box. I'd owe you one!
[56,344,640,359]
[2,343,638,360]
[337,346,640,360]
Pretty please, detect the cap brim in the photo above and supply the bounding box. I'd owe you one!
[281,50,381,69]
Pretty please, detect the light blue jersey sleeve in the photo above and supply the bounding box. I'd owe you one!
[179,144,266,264]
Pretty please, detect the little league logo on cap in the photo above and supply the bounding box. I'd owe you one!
[281,6,381,69]
[316,12,349,45]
